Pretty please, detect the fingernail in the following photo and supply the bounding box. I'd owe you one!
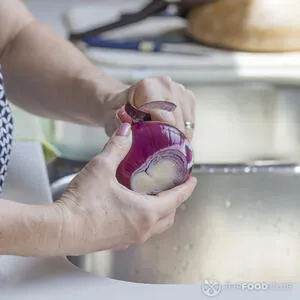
[117,123,131,136]
[117,108,132,124]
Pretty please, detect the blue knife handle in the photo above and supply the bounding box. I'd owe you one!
[83,36,162,52]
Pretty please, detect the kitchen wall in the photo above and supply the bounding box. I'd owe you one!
[23,0,78,35]
[23,0,141,36]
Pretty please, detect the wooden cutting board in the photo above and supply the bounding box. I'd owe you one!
[188,0,300,52]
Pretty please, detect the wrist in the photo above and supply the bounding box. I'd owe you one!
[73,69,129,127]
[53,198,96,256]
[50,200,78,256]
[97,80,130,121]
[24,203,66,256]
[0,201,65,256]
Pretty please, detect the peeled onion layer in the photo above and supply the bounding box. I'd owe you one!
[116,121,193,195]
[124,101,176,123]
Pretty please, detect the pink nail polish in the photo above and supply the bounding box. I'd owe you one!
[117,123,131,136]
[117,109,132,124]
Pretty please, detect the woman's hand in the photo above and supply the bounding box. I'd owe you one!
[104,77,196,141]
[55,123,197,256]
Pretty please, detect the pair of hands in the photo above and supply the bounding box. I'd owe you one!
[55,77,197,256]
[104,76,196,141]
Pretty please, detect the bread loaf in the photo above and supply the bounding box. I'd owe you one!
[187,0,300,52]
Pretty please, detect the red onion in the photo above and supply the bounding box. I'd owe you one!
[116,101,193,195]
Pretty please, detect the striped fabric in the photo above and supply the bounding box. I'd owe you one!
[0,67,13,192]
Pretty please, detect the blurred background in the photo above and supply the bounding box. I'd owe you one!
[14,0,300,181]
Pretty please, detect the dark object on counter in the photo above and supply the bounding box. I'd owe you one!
[69,0,218,41]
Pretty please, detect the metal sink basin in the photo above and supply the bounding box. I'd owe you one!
[51,164,300,284]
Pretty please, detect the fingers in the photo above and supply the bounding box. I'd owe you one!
[144,108,176,127]
[151,176,197,217]
[130,77,176,126]
[106,76,196,148]
[129,77,196,140]
[114,177,196,245]
[104,107,132,137]
[117,106,132,124]
[100,123,133,173]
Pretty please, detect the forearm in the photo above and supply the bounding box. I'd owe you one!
[0,199,63,256]
[0,5,127,126]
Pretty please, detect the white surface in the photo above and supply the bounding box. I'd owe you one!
[23,0,82,36]
[23,0,141,36]
[84,47,300,68]
[1,142,52,204]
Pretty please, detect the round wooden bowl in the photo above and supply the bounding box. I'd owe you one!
[187,0,300,52]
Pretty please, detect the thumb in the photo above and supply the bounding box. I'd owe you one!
[104,107,132,137]
[101,123,132,172]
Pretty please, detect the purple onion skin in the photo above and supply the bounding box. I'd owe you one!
[116,121,193,195]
